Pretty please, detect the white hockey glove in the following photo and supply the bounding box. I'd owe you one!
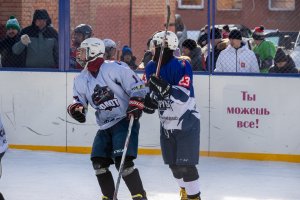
[67,103,86,123]
[21,34,31,46]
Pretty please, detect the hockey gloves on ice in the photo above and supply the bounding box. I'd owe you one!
[126,97,144,119]
[92,84,114,106]
[143,93,158,114]
[67,103,86,123]
[148,75,171,99]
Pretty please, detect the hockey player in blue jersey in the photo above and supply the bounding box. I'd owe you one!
[67,38,148,200]
[144,31,201,200]
[0,115,8,200]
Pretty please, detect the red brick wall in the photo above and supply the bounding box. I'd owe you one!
[70,0,176,62]
[0,0,176,61]
[177,0,300,31]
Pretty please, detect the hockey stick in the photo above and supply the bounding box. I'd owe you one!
[155,0,171,77]
[113,115,134,200]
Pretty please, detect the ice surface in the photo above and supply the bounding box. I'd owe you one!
[0,150,299,200]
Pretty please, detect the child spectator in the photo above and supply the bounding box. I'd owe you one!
[269,48,298,73]
[182,39,203,71]
[121,45,138,70]
[0,16,25,67]
[13,9,58,68]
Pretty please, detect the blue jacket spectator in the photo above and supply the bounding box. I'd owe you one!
[121,45,138,70]
[13,9,58,68]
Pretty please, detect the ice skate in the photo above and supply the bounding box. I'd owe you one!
[180,187,188,200]
[132,191,147,200]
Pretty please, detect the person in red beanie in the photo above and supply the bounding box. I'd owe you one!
[252,25,276,73]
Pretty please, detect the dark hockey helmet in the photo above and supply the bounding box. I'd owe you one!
[74,24,93,39]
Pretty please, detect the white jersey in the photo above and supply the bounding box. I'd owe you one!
[156,86,200,131]
[0,116,8,154]
[72,60,148,130]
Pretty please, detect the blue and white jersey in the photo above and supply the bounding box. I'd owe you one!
[72,60,148,130]
[145,57,200,131]
[0,116,8,154]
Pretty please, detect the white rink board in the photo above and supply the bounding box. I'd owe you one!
[0,71,300,155]
[209,75,300,154]
[0,71,66,146]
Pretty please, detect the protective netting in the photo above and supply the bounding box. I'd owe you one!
[0,0,299,74]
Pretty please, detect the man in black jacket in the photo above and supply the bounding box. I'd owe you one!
[269,48,299,74]
[0,16,25,68]
[13,9,58,68]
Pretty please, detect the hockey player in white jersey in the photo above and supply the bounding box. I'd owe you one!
[67,38,148,200]
[0,115,8,200]
[144,31,202,200]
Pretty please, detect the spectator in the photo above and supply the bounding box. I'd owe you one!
[174,14,187,50]
[103,38,117,60]
[197,25,208,48]
[182,39,203,71]
[70,24,93,69]
[120,45,138,70]
[0,16,25,67]
[222,25,230,39]
[206,27,228,70]
[138,37,154,70]
[252,26,276,73]
[268,48,298,73]
[215,29,259,73]
[13,9,58,68]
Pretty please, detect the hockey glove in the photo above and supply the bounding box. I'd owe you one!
[92,84,114,106]
[143,93,158,114]
[126,97,144,120]
[67,103,86,123]
[148,75,171,99]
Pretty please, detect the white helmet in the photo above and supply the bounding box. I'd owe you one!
[79,37,105,61]
[152,31,178,50]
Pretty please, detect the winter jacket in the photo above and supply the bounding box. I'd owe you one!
[188,47,203,71]
[12,13,58,68]
[268,56,299,73]
[215,43,260,72]
[0,35,25,67]
[206,39,228,70]
[253,40,276,73]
